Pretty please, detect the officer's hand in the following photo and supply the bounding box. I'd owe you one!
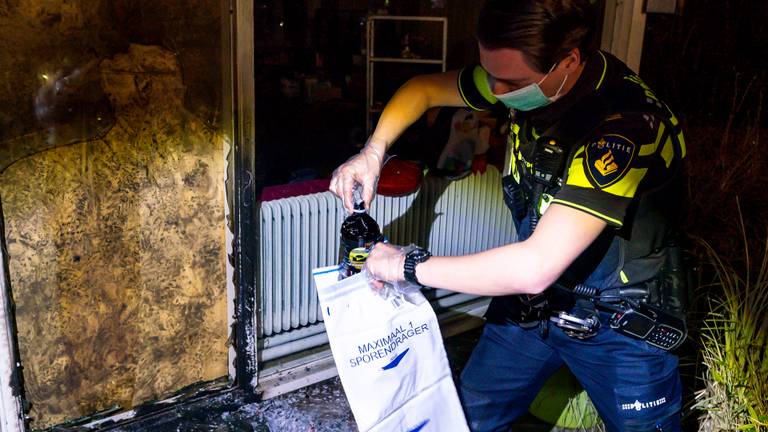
[364,242,407,285]
[329,136,386,213]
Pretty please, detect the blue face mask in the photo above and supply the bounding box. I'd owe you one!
[491,63,568,112]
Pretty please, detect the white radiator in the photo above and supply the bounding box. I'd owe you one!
[258,167,515,340]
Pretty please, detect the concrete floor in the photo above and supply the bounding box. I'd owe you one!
[110,326,555,432]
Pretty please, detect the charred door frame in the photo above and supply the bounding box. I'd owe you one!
[229,0,260,394]
[0,201,26,432]
[0,0,260,430]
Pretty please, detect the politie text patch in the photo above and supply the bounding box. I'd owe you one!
[585,134,636,187]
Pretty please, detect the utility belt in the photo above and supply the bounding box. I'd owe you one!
[506,279,687,351]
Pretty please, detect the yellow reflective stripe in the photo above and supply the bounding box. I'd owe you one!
[595,51,608,90]
[660,135,674,168]
[639,144,656,156]
[603,167,647,198]
[666,113,687,158]
[509,134,520,181]
[564,156,592,188]
[458,68,484,111]
[677,131,687,158]
[473,66,498,104]
[551,199,623,227]
[513,124,522,151]
[532,127,540,140]
[573,146,585,159]
[508,139,517,178]
[640,121,665,156]
[620,270,629,284]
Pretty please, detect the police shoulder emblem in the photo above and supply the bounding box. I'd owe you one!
[585,134,637,187]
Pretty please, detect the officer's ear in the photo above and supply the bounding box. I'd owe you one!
[559,48,582,74]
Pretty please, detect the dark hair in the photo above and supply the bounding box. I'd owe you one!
[477,0,597,73]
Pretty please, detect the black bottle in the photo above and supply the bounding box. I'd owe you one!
[340,200,383,279]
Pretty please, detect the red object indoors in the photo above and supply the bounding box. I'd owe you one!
[377,158,423,196]
[260,179,331,201]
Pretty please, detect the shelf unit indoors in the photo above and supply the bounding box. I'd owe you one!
[366,15,448,134]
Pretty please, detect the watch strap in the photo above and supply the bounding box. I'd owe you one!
[403,248,431,285]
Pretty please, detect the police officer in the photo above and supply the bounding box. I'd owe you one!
[329,0,686,430]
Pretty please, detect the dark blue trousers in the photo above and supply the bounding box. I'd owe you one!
[458,314,681,432]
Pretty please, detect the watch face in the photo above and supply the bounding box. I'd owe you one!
[409,248,431,263]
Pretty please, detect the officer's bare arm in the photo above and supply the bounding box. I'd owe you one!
[330,71,467,211]
[370,71,466,149]
[414,204,607,296]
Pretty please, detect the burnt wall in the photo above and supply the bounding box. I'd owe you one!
[0,1,228,429]
[0,0,223,143]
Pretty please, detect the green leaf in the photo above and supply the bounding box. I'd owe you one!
[747,404,757,417]
[711,369,725,383]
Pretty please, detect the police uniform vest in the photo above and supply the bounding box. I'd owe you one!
[457,51,687,323]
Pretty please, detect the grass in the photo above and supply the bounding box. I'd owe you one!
[671,65,767,430]
[692,208,768,431]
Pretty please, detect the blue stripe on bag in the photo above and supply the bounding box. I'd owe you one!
[312,265,341,276]
[382,348,409,371]
[408,419,429,432]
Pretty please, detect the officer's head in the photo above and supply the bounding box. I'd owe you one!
[477,0,597,100]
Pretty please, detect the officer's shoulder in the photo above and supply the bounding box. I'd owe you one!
[587,112,659,149]
[598,53,670,119]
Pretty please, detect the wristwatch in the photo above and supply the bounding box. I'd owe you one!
[403,248,432,285]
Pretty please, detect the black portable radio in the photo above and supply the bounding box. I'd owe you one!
[609,302,687,351]
[532,138,567,188]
